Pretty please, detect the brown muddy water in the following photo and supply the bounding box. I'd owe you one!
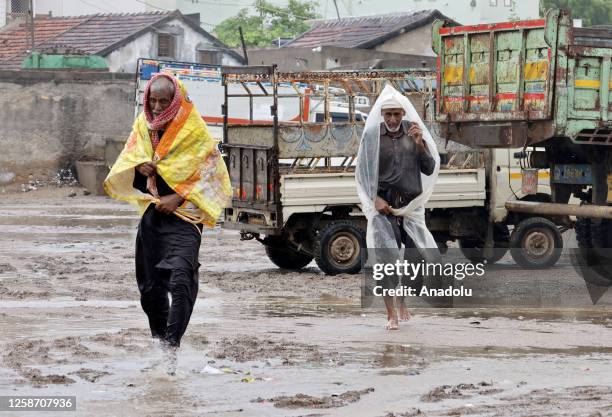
[0,187,611,417]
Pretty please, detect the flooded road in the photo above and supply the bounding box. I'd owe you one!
[0,188,611,416]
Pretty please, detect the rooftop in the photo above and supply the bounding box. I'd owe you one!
[0,11,241,70]
[284,10,451,49]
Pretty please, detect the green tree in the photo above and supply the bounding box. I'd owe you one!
[214,0,320,48]
[540,0,612,27]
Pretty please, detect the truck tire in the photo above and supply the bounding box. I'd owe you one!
[314,220,365,275]
[574,217,612,286]
[575,217,593,249]
[510,217,562,269]
[590,218,612,249]
[265,245,313,270]
[458,224,509,264]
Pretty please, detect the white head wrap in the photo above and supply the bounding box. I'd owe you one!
[380,96,404,110]
[355,84,441,256]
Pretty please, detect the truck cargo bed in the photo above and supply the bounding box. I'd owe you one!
[279,168,486,214]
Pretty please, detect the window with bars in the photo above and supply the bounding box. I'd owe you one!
[490,0,498,6]
[157,33,176,58]
[10,0,29,13]
[197,50,221,65]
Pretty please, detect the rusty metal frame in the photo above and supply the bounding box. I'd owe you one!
[221,66,437,229]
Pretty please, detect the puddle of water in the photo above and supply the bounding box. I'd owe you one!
[0,298,141,309]
[0,217,138,228]
[419,307,612,327]
[0,225,133,234]
[247,295,362,318]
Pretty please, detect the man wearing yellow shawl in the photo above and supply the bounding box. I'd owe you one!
[104,73,231,373]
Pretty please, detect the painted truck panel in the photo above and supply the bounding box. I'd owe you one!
[432,10,612,147]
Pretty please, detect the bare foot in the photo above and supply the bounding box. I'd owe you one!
[398,305,412,321]
[386,317,399,330]
[161,341,178,376]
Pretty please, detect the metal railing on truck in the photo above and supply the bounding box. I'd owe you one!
[220,66,437,231]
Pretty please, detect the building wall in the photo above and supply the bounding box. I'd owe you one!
[249,46,435,72]
[373,25,436,57]
[105,32,156,73]
[0,70,134,181]
[0,0,5,27]
[104,18,242,73]
[390,0,539,25]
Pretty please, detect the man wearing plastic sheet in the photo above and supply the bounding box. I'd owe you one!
[356,85,441,330]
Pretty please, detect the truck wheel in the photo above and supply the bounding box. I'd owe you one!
[314,220,365,275]
[575,217,593,249]
[265,245,313,270]
[458,224,509,264]
[574,217,612,286]
[510,217,562,269]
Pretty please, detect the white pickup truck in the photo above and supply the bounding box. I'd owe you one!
[220,66,568,275]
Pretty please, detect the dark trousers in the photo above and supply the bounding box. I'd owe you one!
[139,268,198,346]
[136,205,201,347]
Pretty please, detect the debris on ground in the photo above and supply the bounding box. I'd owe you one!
[18,168,79,192]
[421,381,500,402]
[19,369,75,387]
[384,410,422,417]
[253,387,374,409]
[200,365,223,375]
[52,169,79,187]
[69,368,111,383]
[212,335,340,365]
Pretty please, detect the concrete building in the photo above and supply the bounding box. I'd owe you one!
[249,46,437,72]
[284,10,453,57]
[252,10,450,71]
[360,0,540,25]
[0,10,244,71]
[0,1,5,28]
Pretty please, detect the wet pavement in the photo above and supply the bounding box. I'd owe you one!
[0,187,611,416]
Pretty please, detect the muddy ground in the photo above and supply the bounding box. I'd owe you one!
[0,186,611,417]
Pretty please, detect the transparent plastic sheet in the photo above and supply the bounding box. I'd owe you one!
[356,84,441,261]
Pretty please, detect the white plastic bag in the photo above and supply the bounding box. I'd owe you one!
[355,84,440,258]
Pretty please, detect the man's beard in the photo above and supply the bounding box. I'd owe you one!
[384,121,401,133]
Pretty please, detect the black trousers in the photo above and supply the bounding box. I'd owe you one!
[136,205,202,347]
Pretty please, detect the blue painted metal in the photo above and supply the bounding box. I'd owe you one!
[552,164,592,184]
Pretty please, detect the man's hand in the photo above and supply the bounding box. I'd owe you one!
[408,123,427,153]
[137,161,157,177]
[155,193,184,215]
[375,196,392,215]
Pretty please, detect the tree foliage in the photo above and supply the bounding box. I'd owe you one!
[213,0,320,48]
[540,0,611,27]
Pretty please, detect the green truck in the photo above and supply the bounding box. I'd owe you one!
[432,9,611,278]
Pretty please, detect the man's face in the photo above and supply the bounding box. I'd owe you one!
[382,108,405,131]
[148,79,175,118]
